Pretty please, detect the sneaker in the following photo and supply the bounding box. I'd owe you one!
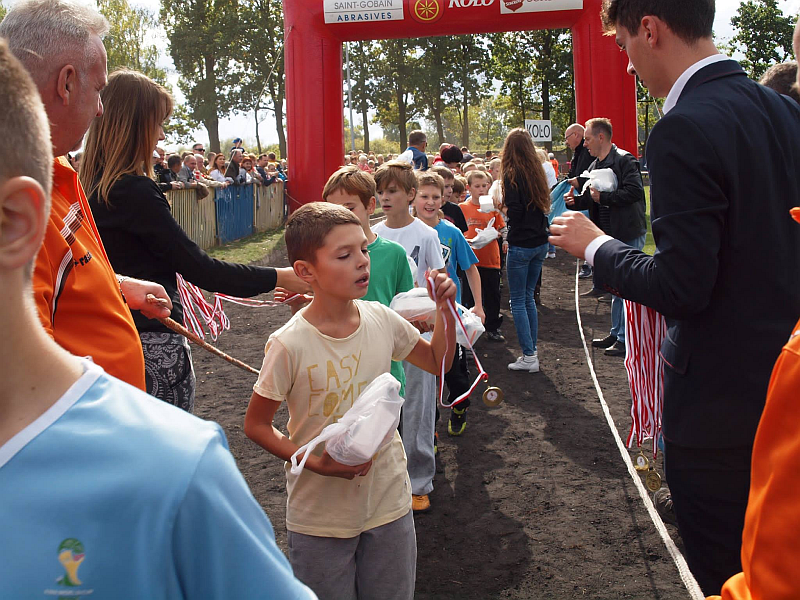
[508,354,540,372]
[546,251,556,259]
[604,340,626,357]
[448,407,467,436]
[580,288,606,298]
[578,264,593,279]
[486,330,505,342]
[653,488,677,526]
[412,494,431,512]
[597,293,612,303]
[591,334,617,349]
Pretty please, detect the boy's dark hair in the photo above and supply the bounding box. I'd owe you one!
[373,160,417,197]
[601,0,714,42]
[452,176,466,196]
[586,117,613,140]
[285,202,361,265]
[440,144,463,164]
[760,62,800,104]
[268,152,277,160]
[322,165,377,209]
[408,130,427,146]
[416,171,445,194]
[430,165,455,182]
[167,155,182,169]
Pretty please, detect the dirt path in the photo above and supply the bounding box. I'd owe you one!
[192,248,687,600]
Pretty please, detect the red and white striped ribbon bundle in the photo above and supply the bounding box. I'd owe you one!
[176,274,298,341]
[623,300,667,458]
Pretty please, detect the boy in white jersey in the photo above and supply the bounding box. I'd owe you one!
[245,203,456,600]
[0,40,313,600]
[371,160,446,513]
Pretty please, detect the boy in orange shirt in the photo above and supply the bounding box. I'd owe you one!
[460,170,506,340]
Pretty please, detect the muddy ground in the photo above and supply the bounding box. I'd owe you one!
[192,247,688,600]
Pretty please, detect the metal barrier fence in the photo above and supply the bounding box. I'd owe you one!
[167,181,285,249]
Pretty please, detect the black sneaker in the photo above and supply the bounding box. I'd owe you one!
[580,288,606,298]
[448,407,467,436]
[578,264,593,279]
[487,330,505,342]
[654,488,677,526]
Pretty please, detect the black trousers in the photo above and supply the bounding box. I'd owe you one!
[663,440,753,596]
[462,266,502,333]
[443,345,471,411]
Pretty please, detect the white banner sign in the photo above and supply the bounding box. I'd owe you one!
[500,0,582,14]
[525,120,552,142]
[324,0,404,23]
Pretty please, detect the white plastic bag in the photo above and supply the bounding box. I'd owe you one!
[390,287,437,324]
[455,304,485,346]
[580,168,618,195]
[466,217,498,250]
[478,195,495,213]
[289,373,404,474]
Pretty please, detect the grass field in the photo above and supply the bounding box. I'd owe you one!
[206,227,285,264]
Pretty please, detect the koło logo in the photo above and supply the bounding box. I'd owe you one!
[449,0,495,7]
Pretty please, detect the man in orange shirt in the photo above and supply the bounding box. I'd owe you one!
[0,0,171,390]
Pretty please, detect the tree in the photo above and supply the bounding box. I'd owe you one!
[0,3,7,21]
[416,36,461,146]
[490,32,538,125]
[99,0,165,83]
[730,0,796,79]
[237,0,287,157]
[372,38,422,147]
[161,0,242,153]
[450,35,490,148]
[344,41,378,152]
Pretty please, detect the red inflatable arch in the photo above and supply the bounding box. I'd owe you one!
[284,0,636,208]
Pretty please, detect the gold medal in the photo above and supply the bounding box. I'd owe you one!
[645,468,663,493]
[482,386,504,407]
[634,451,650,471]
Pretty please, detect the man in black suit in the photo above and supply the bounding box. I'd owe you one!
[550,0,800,594]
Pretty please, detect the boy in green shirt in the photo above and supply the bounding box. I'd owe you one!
[323,166,414,395]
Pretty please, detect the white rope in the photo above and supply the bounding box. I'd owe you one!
[573,260,704,600]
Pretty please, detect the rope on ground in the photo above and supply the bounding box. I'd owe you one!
[572,260,704,600]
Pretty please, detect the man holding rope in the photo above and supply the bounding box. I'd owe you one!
[0,0,173,390]
[550,0,800,595]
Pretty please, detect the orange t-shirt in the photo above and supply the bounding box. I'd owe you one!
[459,200,505,269]
[32,157,146,389]
[711,317,800,600]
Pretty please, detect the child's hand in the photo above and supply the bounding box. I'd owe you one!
[312,450,373,480]
[427,271,457,308]
[411,320,434,334]
[471,306,486,324]
[275,286,312,312]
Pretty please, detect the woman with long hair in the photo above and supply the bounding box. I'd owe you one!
[81,69,305,412]
[501,128,551,373]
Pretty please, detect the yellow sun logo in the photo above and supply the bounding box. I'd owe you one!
[412,0,442,22]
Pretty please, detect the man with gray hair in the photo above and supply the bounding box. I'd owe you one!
[0,0,171,390]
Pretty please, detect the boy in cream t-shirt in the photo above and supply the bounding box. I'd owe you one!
[245,203,456,600]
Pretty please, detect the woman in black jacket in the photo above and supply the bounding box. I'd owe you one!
[80,69,305,413]
[501,128,551,373]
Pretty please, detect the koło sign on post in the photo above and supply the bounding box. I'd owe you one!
[525,120,552,142]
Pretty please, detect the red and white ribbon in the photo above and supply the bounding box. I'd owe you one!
[176,274,299,341]
[623,300,667,459]
[425,274,489,408]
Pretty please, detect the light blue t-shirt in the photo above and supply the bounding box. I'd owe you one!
[0,362,315,600]
[434,218,478,305]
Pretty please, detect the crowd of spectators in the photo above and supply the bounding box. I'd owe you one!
[150,143,289,198]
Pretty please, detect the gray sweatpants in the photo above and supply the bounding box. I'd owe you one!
[288,511,416,600]
[402,359,437,496]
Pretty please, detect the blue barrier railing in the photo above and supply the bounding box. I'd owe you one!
[215,185,255,244]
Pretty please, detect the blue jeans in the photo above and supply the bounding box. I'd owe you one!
[506,243,548,356]
[610,233,647,344]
